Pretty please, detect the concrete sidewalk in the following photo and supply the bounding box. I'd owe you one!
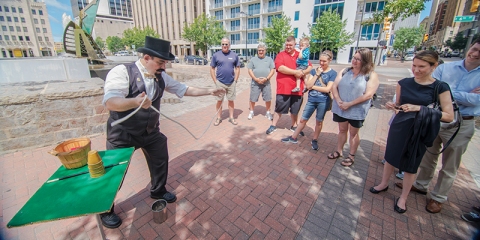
[1,64,479,239]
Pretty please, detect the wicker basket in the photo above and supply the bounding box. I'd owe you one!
[49,138,91,169]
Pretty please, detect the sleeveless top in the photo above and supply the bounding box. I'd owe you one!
[331,70,371,120]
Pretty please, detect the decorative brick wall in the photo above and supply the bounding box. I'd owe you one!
[0,78,107,152]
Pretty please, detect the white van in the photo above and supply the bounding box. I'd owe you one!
[115,51,130,56]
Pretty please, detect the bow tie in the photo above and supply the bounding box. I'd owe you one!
[143,72,156,79]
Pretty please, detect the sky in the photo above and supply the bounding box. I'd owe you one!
[418,0,433,25]
[44,0,73,42]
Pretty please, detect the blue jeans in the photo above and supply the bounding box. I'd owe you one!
[301,100,329,122]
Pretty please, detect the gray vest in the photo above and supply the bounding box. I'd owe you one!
[107,62,165,136]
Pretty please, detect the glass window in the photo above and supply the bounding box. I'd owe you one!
[12,35,16,41]
[42,28,47,33]
[0,35,2,40]
[214,10,223,20]
[248,3,260,15]
[5,35,10,40]
[14,17,18,22]
[38,36,42,41]
[0,6,2,12]
[230,7,240,18]
[5,6,9,12]
[247,17,260,29]
[26,36,30,41]
[19,36,23,41]
[378,1,385,11]
[371,2,377,12]
[230,20,240,31]
[296,0,301,3]
[23,27,27,32]
[36,27,40,33]
[31,9,36,15]
[0,16,3,21]
[12,7,16,13]
[39,10,43,15]
[21,17,25,23]
[45,36,49,42]
[18,7,23,13]
[294,11,299,21]
[2,25,6,31]
[41,19,45,24]
[230,33,240,44]
[34,18,38,24]
[312,2,344,22]
[247,32,259,44]
[294,28,298,38]
[16,26,20,32]
[7,16,11,22]
[9,26,14,31]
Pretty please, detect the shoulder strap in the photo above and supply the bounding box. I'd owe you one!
[341,67,352,76]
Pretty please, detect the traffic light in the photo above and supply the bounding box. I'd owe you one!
[471,0,479,12]
[385,32,390,41]
[383,17,391,31]
[423,34,429,42]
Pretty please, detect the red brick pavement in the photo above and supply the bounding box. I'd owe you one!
[1,64,479,239]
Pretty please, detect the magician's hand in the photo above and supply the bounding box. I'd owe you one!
[136,92,152,109]
[211,88,226,97]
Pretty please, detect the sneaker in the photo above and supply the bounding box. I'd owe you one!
[265,112,273,120]
[266,125,277,135]
[290,126,305,136]
[311,140,318,150]
[462,212,480,222]
[248,111,254,120]
[396,172,404,180]
[292,87,300,92]
[281,136,298,143]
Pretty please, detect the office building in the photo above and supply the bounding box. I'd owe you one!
[0,0,55,58]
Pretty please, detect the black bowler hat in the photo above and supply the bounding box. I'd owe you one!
[137,36,175,60]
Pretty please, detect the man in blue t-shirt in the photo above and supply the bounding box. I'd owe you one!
[210,38,241,126]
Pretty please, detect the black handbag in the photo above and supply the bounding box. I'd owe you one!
[426,80,462,154]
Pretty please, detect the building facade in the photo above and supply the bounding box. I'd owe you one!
[428,0,467,51]
[71,0,134,43]
[0,0,55,58]
[132,0,205,57]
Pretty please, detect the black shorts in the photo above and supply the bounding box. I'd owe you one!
[274,94,303,115]
[332,113,365,128]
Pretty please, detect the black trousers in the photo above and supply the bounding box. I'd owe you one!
[107,128,169,198]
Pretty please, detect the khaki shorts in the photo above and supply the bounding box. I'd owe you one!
[215,81,236,101]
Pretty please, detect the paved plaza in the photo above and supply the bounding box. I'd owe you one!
[1,58,479,239]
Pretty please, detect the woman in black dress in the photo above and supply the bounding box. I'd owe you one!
[369,51,454,213]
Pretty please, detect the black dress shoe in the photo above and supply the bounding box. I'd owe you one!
[370,186,389,194]
[100,212,122,229]
[151,191,177,203]
[394,198,407,214]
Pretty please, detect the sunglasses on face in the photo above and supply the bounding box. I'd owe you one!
[222,44,229,46]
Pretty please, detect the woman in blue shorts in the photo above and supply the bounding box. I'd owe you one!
[282,51,337,151]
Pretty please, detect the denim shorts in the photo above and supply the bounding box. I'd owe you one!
[301,100,329,122]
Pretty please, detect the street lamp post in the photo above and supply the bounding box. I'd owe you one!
[240,11,249,61]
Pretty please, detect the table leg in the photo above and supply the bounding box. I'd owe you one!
[95,214,106,240]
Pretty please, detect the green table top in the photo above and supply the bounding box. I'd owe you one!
[7,147,134,228]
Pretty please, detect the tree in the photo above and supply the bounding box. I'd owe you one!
[392,27,423,55]
[122,26,159,49]
[182,13,226,55]
[368,0,430,24]
[309,10,354,53]
[263,14,293,54]
[450,32,468,51]
[444,38,453,49]
[95,36,105,50]
[106,36,124,53]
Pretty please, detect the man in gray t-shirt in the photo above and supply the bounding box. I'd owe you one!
[210,38,241,126]
[247,43,275,120]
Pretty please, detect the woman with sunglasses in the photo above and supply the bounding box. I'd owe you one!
[328,48,379,167]
[281,51,337,150]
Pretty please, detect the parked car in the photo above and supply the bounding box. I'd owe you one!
[404,54,414,61]
[171,56,179,63]
[451,51,460,57]
[185,55,208,65]
[115,50,130,56]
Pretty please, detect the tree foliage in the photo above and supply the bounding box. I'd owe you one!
[122,26,159,49]
[368,0,429,24]
[309,10,354,53]
[95,36,105,50]
[106,36,124,53]
[392,27,423,54]
[182,13,226,55]
[449,32,468,51]
[263,14,293,54]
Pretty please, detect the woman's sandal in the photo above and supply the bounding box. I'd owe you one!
[341,153,355,167]
[214,118,222,126]
[228,118,238,125]
[327,151,343,159]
